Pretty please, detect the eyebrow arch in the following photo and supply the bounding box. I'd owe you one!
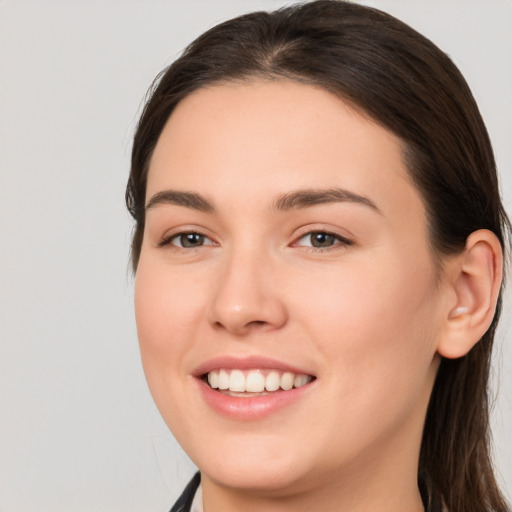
[145,187,381,215]
[145,190,215,212]
[273,187,382,214]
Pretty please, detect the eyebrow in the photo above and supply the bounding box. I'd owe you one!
[145,190,215,212]
[273,187,381,214]
[145,187,381,214]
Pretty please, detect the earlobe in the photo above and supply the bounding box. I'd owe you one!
[437,229,503,359]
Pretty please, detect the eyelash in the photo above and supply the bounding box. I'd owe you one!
[158,229,353,252]
[158,231,216,249]
[293,230,354,252]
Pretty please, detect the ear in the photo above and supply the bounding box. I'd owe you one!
[437,229,503,359]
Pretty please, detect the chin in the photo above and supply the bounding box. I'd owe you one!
[200,457,313,494]
[182,431,319,494]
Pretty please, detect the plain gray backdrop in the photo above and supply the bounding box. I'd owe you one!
[1,1,510,510]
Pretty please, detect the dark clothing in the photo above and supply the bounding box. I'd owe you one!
[170,472,201,512]
[170,472,443,512]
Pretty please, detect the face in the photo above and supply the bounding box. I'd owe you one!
[135,81,448,496]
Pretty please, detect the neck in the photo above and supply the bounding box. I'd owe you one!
[201,437,426,512]
[202,475,425,512]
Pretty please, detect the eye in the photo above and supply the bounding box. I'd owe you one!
[160,231,216,249]
[294,231,352,249]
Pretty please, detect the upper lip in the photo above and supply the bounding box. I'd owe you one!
[192,355,316,378]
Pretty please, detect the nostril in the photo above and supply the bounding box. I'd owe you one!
[213,319,267,331]
[208,291,288,334]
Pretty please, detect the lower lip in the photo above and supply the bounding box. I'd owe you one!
[196,378,315,421]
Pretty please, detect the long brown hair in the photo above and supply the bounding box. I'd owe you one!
[126,1,511,510]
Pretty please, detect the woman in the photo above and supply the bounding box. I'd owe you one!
[126,1,511,511]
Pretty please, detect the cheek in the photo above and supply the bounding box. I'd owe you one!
[134,258,206,400]
[290,258,440,405]
[135,258,205,345]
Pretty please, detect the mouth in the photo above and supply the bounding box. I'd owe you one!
[202,368,315,396]
[194,356,317,419]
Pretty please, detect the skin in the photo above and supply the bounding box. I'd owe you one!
[135,80,460,512]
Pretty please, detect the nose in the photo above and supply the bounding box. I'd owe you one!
[207,250,288,336]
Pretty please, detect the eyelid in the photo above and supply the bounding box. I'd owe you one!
[155,225,354,250]
[157,227,218,248]
[291,227,354,250]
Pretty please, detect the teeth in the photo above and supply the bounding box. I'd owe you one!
[229,370,245,392]
[218,369,229,390]
[294,374,309,388]
[206,369,312,393]
[246,371,266,392]
[208,370,219,389]
[265,371,280,392]
[281,372,294,391]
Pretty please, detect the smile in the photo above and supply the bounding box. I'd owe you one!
[206,368,313,395]
[194,357,317,419]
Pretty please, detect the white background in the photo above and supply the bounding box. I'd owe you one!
[1,1,510,510]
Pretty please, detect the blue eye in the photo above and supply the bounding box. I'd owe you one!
[163,232,215,248]
[296,231,352,249]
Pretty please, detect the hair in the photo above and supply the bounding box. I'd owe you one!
[126,1,511,510]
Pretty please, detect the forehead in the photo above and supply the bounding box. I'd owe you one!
[147,80,423,221]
